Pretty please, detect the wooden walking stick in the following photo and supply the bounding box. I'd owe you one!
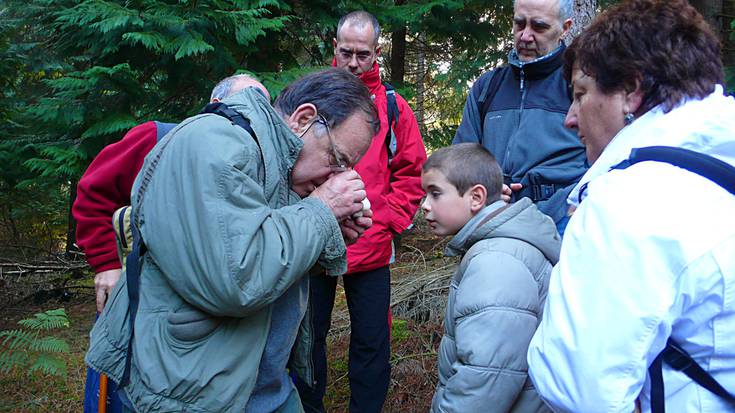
[98,372,109,413]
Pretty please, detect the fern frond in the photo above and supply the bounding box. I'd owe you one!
[28,353,67,377]
[18,308,70,330]
[29,336,69,354]
[0,329,38,350]
[0,350,31,373]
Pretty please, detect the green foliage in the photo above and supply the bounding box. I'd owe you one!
[0,0,522,248]
[0,309,71,378]
[391,318,411,344]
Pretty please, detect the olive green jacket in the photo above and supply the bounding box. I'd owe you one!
[85,89,346,412]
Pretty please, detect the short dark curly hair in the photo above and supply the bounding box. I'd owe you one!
[564,0,723,115]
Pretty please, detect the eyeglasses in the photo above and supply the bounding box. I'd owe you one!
[315,114,347,171]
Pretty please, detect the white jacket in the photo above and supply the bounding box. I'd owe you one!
[527,86,735,413]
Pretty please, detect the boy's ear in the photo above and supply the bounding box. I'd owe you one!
[469,184,487,213]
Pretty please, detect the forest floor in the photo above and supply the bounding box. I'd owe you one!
[0,219,456,412]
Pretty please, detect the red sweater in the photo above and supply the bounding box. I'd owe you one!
[73,122,159,273]
[346,62,427,273]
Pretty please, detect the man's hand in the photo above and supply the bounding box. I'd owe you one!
[501,183,523,203]
[310,170,366,220]
[95,268,122,313]
[341,208,373,245]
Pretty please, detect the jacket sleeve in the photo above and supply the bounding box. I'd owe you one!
[433,251,541,412]
[384,96,427,233]
[452,75,486,144]
[138,116,346,317]
[527,174,679,413]
[73,122,158,273]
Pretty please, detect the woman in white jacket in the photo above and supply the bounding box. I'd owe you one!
[526,1,735,412]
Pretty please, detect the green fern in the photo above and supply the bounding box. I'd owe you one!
[0,308,70,378]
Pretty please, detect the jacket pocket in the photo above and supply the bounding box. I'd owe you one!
[166,304,222,345]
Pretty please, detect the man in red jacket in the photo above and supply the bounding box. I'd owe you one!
[295,11,427,413]
[73,74,270,314]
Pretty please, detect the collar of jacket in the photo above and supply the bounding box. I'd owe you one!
[223,88,304,172]
[508,42,566,80]
[331,58,383,94]
[444,198,561,263]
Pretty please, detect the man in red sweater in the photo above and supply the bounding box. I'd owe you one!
[294,11,427,413]
[73,74,270,314]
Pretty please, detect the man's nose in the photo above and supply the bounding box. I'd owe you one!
[349,54,359,67]
[520,27,534,42]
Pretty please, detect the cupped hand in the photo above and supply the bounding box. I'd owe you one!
[310,170,366,220]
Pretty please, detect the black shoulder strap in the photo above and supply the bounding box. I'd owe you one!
[478,67,507,134]
[383,82,399,164]
[200,102,258,143]
[650,339,735,413]
[611,146,735,412]
[153,121,177,142]
[612,146,735,196]
[120,102,259,387]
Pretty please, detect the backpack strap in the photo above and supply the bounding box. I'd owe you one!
[383,82,399,165]
[477,67,508,134]
[119,104,260,387]
[611,145,735,412]
[200,102,259,143]
[153,121,177,142]
[650,338,735,413]
[612,146,735,196]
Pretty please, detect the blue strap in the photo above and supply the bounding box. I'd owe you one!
[153,121,177,143]
[612,146,735,196]
[119,225,145,387]
[383,83,399,163]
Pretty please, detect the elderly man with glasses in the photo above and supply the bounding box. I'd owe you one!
[85,68,380,413]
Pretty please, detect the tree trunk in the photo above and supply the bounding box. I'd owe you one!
[390,25,407,86]
[65,179,77,255]
[564,0,597,44]
[415,32,426,136]
[390,0,407,87]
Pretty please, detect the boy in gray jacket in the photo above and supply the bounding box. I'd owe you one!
[422,143,560,413]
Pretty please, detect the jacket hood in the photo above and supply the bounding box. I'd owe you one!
[509,43,566,80]
[445,198,561,264]
[222,87,304,175]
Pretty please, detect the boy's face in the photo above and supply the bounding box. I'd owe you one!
[421,168,475,237]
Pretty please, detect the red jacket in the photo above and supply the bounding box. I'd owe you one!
[72,122,159,273]
[347,62,427,273]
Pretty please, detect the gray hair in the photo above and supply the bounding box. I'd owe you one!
[210,74,260,101]
[336,11,380,46]
[514,0,573,22]
[274,68,379,137]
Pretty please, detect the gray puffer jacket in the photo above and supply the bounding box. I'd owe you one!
[431,198,560,413]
